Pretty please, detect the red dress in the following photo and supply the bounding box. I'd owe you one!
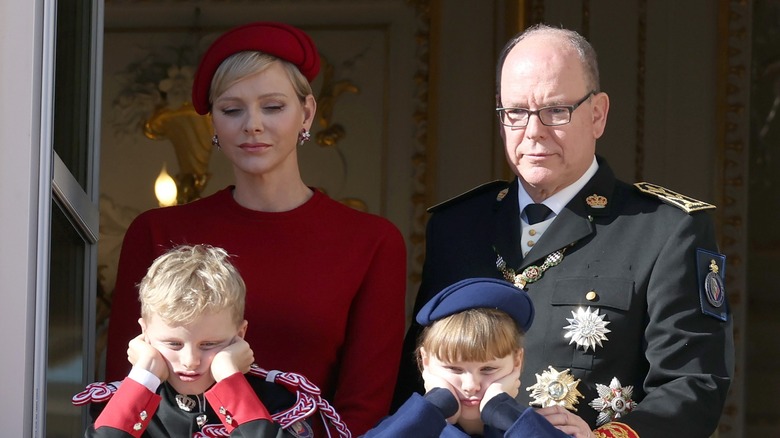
[106,187,407,435]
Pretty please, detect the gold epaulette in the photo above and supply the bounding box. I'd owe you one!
[634,182,716,213]
[427,180,510,213]
[593,422,640,438]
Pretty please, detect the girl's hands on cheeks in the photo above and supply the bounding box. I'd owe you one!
[536,405,594,438]
[211,337,255,382]
[480,365,521,411]
[422,368,461,424]
[127,334,169,381]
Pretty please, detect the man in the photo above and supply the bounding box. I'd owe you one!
[394,24,733,438]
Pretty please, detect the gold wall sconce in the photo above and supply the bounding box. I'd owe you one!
[144,101,213,205]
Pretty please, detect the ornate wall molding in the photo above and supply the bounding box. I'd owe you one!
[715,0,749,436]
[407,0,432,291]
[634,0,646,182]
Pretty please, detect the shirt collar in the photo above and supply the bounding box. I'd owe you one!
[517,156,599,215]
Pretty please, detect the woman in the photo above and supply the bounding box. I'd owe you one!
[105,22,407,436]
[364,278,571,437]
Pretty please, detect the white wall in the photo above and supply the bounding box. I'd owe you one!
[0,0,43,435]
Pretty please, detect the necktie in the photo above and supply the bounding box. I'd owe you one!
[524,203,552,225]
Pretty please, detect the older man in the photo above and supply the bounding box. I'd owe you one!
[394,24,733,438]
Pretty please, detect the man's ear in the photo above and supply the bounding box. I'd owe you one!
[237,320,248,339]
[591,91,610,139]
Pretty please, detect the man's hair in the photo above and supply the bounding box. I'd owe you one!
[416,308,524,367]
[495,23,600,100]
[210,51,313,108]
[139,244,246,326]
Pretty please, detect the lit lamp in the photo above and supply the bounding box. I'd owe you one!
[144,102,213,204]
[155,164,178,207]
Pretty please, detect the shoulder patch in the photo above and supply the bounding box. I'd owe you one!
[634,182,715,213]
[72,381,121,406]
[696,248,728,321]
[427,180,510,213]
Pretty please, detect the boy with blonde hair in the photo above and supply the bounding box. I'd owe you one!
[74,244,348,437]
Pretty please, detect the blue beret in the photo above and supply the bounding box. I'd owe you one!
[416,278,534,332]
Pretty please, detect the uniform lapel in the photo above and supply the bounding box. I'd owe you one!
[490,179,523,269]
[520,157,617,269]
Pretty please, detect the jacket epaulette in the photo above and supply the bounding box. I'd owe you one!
[634,182,716,213]
[427,180,511,213]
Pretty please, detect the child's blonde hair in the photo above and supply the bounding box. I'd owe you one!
[139,244,245,326]
[417,308,524,366]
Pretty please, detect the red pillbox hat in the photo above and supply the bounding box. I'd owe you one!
[191,21,320,115]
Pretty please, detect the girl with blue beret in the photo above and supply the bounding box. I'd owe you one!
[365,278,571,437]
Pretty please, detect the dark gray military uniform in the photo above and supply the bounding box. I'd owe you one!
[394,157,733,438]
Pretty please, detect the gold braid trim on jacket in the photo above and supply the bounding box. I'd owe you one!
[593,422,639,438]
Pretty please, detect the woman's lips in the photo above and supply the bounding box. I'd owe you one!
[240,142,270,151]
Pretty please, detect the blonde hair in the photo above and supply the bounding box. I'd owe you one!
[209,51,313,108]
[417,308,524,366]
[139,244,246,327]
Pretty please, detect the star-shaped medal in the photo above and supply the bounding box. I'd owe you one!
[526,366,584,411]
[588,377,637,425]
[563,306,611,351]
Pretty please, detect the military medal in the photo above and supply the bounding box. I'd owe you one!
[527,366,584,411]
[495,248,566,289]
[563,306,611,351]
[589,377,637,425]
[704,259,725,308]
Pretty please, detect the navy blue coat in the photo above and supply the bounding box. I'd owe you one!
[366,393,569,437]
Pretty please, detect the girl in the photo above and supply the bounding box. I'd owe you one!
[367,278,570,437]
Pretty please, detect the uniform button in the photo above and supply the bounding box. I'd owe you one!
[527,240,535,247]
[133,423,142,431]
[586,291,598,301]
[139,410,148,421]
[219,406,227,415]
[529,229,537,236]
[226,415,233,425]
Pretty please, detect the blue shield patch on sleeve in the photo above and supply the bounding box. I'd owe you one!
[695,248,728,321]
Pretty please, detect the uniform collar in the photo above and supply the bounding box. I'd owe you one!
[517,155,599,216]
[519,156,617,267]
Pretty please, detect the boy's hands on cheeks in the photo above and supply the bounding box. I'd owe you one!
[127,333,169,381]
[210,337,255,382]
[480,365,521,411]
[422,368,461,424]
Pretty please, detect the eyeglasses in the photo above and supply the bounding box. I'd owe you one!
[496,91,596,127]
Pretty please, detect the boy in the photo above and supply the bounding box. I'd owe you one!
[73,244,349,437]
[365,278,570,437]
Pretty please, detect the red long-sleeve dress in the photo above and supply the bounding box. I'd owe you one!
[105,187,407,435]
